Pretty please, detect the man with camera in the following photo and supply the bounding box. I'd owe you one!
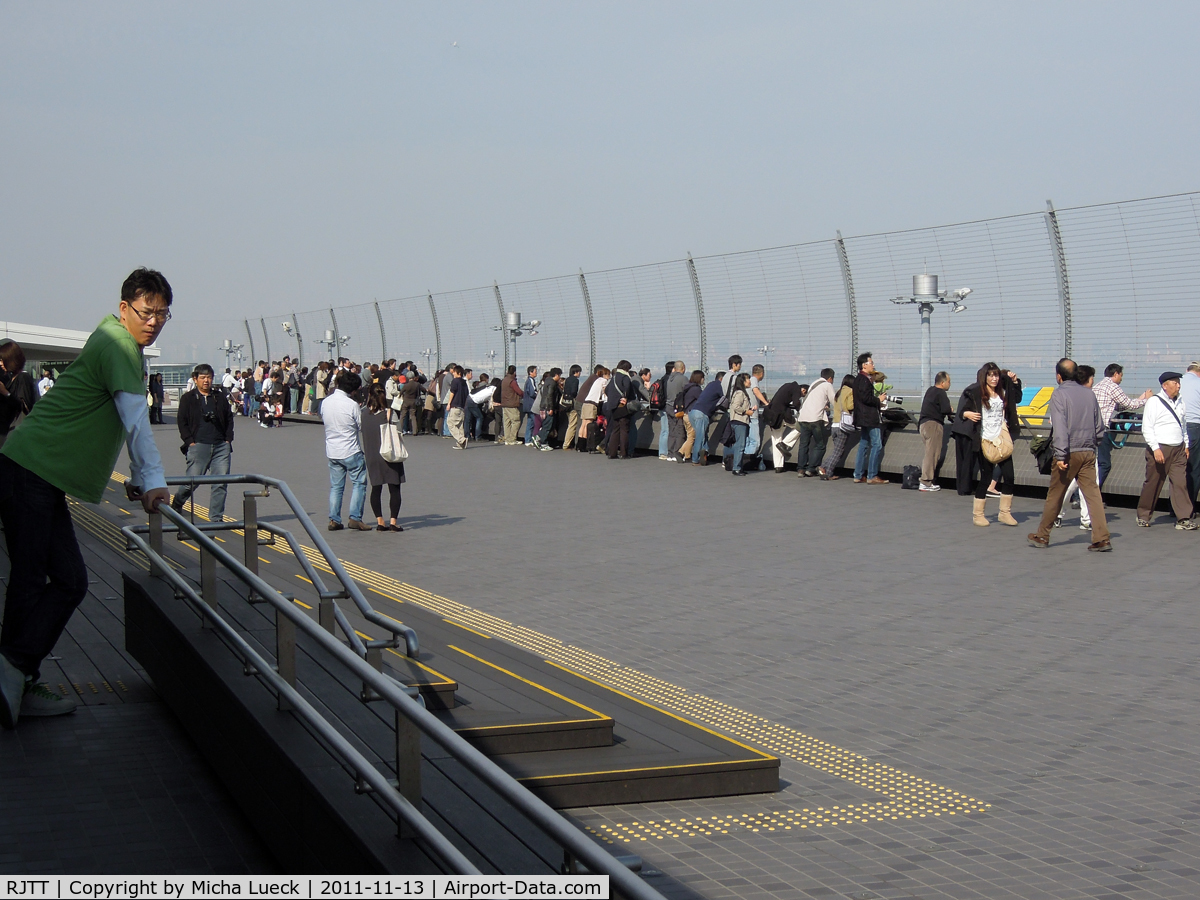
[171,363,235,522]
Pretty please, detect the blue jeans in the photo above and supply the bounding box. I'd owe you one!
[658,412,670,456]
[467,404,484,440]
[744,414,761,457]
[1188,422,1200,504]
[328,452,367,524]
[853,426,883,480]
[730,421,750,472]
[688,410,710,462]
[523,411,536,443]
[173,440,232,521]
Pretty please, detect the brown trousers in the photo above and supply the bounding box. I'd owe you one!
[919,421,944,485]
[1137,443,1193,521]
[1035,451,1110,543]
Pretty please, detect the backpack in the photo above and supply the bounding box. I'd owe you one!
[648,377,667,411]
[901,465,921,490]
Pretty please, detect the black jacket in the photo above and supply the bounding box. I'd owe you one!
[603,370,637,416]
[177,387,235,453]
[0,371,37,435]
[952,373,1023,451]
[764,382,805,429]
[851,372,882,428]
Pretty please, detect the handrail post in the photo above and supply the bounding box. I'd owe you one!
[276,608,296,711]
[396,709,422,836]
[148,510,164,578]
[319,597,336,633]
[243,493,258,600]
[200,546,217,628]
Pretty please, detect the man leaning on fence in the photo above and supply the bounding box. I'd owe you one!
[1029,358,1111,551]
[0,268,172,728]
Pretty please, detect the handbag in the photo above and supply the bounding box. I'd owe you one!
[839,410,855,430]
[380,421,409,462]
[981,421,1013,463]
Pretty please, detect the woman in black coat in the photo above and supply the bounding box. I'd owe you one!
[360,384,406,532]
[952,362,1022,524]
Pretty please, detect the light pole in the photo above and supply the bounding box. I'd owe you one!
[419,348,433,372]
[315,330,351,360]
[491,312,540,370]
[889,274,971,392]
[220,339,245,372]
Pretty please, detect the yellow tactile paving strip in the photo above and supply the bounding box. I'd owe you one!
[82,476,990,837]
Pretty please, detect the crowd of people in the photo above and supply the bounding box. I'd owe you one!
[2,263,1199,731]
[214,350,1197,546]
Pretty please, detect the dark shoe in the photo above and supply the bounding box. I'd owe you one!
[1027,533,1049,549]
[826,474,839,481]
[1087,540,1113,552]
[376,524,389,532]
[347,519,371,531]
[328,519,344,531]
[388,523,404,532]
[867,477,889,485]
[731,470,747,476]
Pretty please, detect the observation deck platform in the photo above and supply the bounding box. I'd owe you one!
[4,411,1200,898]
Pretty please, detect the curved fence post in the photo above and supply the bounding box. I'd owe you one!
[329,309,340,360]
[244,320,256,365]
[577,270,596,372]
[835,231,859,372]
[1044,199,1074,358]
[685,253,708,374]
[493,282,509,372]
[291,311,303,367]
[427,292,442,370]
[374,301,387,361]
[260,318,272,364]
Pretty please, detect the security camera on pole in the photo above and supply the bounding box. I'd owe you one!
[491,312,540,370]
[220,338,245,371]
[889,274,972,392]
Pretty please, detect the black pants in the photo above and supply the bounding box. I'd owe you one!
[795,421,831,473]
[974,452,1014,498]
[369,483,402,520]
[0,457,89,680]
[149,403,164,424]
[607,414,631,458]
[954,435,979,495]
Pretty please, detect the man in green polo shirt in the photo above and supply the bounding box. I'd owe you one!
[0,268,173,728]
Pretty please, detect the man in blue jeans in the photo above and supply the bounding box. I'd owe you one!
[689,372,726,465]
[852,352,889,485]
[321,371,370,531]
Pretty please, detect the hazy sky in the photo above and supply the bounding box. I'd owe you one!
[3,2,1198,360]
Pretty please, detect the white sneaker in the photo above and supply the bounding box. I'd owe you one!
[919,483,941,492]
[20,680,79,718]
[1080,519,1091,530]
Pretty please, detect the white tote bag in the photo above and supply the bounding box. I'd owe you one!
[380,421,409,462]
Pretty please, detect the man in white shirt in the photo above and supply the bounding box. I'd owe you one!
[795,369,838,477]
[321,371,370,532]
[36,370,53,397]
[1136,371,1194,529]
[221,368,236,390]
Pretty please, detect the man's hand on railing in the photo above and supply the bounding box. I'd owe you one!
[126,482,171,513]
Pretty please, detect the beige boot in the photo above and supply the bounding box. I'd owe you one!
[972,497,990,527]
[998,494,1017,526]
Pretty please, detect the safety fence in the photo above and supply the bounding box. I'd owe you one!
[182,191,1200,392]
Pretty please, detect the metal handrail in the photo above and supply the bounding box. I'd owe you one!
[162,473,419,657]
[121,514,478,875]
[125,480,666,899]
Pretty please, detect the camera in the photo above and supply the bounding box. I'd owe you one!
[203,410,216,423]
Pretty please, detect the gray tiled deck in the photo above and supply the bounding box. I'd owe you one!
[8,408,1200,897]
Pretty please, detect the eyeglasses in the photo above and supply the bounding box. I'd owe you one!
[125,303,172,324]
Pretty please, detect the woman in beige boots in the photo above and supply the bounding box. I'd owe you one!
[954,362,1023,526]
